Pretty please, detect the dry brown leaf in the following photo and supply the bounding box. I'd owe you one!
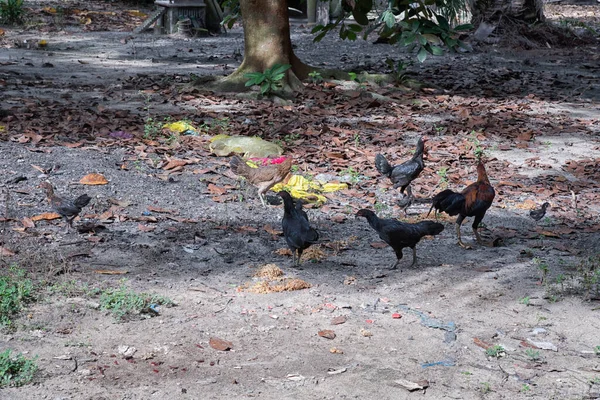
[318,330,336,340]
[147,205,176,214]
[137,224,156,232]
[473,337,493,349]
[163,159,188,170]
[31,164,48,174]
[209,337,233,351]
[93,270,128,275]
[331,316,347,325]
[207,183,227,195]
[0,246,16,256]
[31,212,61,221]
[264,224,282,235]
[80,173,108,185]
[370,242,388,249]
[21,217,35,228]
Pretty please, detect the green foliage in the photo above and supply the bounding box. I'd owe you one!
[525,348,541,361]
[594,345,600,356]
[312,0,473,62]
[99,281,173,321]
[386,58,412,85]
[244,64,291,96]
[519,296,531,305]
[480,381,492,393]
[485,345,505,358]
[143,117,163,139]
[341,166,362,184]
[468,131,485,160]
[308,71,323,83]
[0,0,24,25]
[436,166,448,187]
[521,384,531,392]
[0,266,33,327]
[0,349,37,388]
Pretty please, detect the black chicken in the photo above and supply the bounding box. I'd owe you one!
[529,202,550,221]
[279,191,319,266]
[356,209,444,269]
[428,161,495,248]
[375,136,427,193]
[39,182,92,233]
[397,185,414,215]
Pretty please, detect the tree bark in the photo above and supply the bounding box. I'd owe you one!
[470,0,545,28]
[218,0,312,93]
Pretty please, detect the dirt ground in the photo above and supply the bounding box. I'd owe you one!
[1,1,600,399]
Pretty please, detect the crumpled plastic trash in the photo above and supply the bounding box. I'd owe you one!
[163,121,199,136]
[210,135,283,158]
[272,175,348,204]
[396,304,456,332]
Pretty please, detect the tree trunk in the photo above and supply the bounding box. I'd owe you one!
[218,0,311,93]
[470,0,545,28]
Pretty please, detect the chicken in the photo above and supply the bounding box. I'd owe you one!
[230,156,292,207]
[279,191,319,266]
[397,185,414,215]
[39,182,92,233]
[355,209,444,269]
[428,161,495,248]
[529,202,550,221]
[375,136,427,193]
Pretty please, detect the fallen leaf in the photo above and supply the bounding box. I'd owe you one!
[22,217,35,228]
[329,347,343,354]
[147,206,176,214]
[264,225,282,235]
[31,212,61,221]
[392,313,402,319]
[209,337,233,351]
[31,164,48,174]
[237,225,258,233]
[207,183,227,195]
[331,213,347,223]
[473,337,493,349]
[318,330,336,340]
[93,270,128,275]
[163,159,188,170]
[138,224,155,232]
[370,242,388,249]
[395,378,429,392]
[0,246,15,256]
[80,173,108,185]
[331,316,347,325]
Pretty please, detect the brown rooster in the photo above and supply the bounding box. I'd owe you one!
[39,182,92,233]
[428,161,495,248]
[230,156,292,207]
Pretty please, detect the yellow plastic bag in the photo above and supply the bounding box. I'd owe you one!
[209,135,283,158]
[163,121,199,135]
[272,175,348,204]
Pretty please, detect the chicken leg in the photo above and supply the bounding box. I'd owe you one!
[409,247,418,267]
[456,224,472,249]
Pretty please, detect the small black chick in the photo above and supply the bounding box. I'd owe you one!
[356,209,444,269]
[529,202,550,221]
[279,191,319,266]
[397,185,414,215]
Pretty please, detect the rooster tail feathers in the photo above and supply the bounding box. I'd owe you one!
[74,194,92,209]
[375,154,392,176]
[430,189,464,216]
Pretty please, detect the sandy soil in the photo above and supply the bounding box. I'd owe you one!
[1,1,600,399]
